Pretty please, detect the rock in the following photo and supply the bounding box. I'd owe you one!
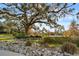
[57,53,63,56]
[22,49,27,55]
[32,43,40,48]
[14,48,19,53]
[18,48,23,54]
[63,52,71,56]
[0,41,74,56]
[2,46,7,50]
[26,53,30,56]
[42,49,45,52]
[52,51,58,55]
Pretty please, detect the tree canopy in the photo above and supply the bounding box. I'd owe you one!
[0,3,76,35]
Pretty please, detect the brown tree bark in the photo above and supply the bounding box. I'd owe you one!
[24,25,34,35]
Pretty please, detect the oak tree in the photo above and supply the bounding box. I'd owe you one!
[0,3,76,34]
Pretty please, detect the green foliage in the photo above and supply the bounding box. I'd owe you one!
[0,4,76,35]
[42,37,71,44]
[48,44,61,48]
[76,40,79,47]
[64,37,79,47]
[25,40,32,46]
[41,33,48,38]
[0,26,7,34]
[71,38,79,47]
[61,42,77,54]
[14,32,27,39]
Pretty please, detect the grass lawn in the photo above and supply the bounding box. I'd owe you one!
[0,34,15,42]
[48,44,62,48]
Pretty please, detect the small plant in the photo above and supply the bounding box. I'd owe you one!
[25,40,32,46]
[61,42,77,54]
[43,37,53,44]
[42,37,71,44]
[14,32,26,39]
[74,39,79,47]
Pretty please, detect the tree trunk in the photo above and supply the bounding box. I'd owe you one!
[25,26,34,35]
[25,27,29,35]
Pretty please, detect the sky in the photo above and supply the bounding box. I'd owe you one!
[0,3,79,32]
[57,3,79,30]
[36,3,79,31]
[0,0,78,3]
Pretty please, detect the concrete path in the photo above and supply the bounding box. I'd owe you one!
[0,50,24,56]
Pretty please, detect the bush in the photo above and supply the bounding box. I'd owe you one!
[42,37,71,44]
[76,40,79,47]
[61,42,77,54]
[72,39,79,47]
[14,32,27,39]
[68,37,79,47]
[30,35,42,40]
[25,40,32,46]
[42,33,48,38]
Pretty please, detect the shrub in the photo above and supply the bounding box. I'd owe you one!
[42,37,71,44]
[73,39,79,47]
[30,35,42,40]
[76,40,79,47]
[14,32,27,39]
[42,37,53,44]
[42,33,48,38]
[69,37,79,47]
[61,42,77,54]
[25,40,32,46]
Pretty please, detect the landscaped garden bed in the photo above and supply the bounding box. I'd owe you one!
[0,34,79,56]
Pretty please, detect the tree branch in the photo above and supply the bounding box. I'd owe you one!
[35,21,50,24]
[0,10,17,17]
[48,3,75,13]
[13,4,24,12]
